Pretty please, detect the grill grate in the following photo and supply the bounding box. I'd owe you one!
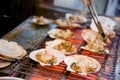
[9,28,120,80]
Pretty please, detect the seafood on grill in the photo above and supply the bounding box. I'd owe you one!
[45,39,77,55]
[31,16,53,25]
[47,28,74,39]
[90,16,116,38]
[81,29,109,54]
[65,13,88,23]
[0,39,27,61]
[64,55,101,75]
[54,19,80,29]
[29,48,66,66]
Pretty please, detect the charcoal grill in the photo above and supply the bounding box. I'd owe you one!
[9,27,120,80]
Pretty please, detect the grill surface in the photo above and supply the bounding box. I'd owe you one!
[10,28,120,80]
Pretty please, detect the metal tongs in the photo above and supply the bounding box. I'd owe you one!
[87,0,106,40]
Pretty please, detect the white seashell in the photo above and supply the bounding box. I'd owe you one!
[0,39,27,60]
[65,13,88,23]
[0,60,11,68]
[64,55,101,75]
[29,48,66,66]
[47,28,74,39]
[45,39,77,55]
[90,16,116,38]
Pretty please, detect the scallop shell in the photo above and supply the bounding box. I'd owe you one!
[0,60,11,68]
[54,19,81,29]
[81,29,98,43]
[29,48,66,66]
[45,39,77,54]
[0,39,27,60]
[81,29,109,54]
[31,16,53,25]
[80,46,109,54]
[47,28,74,39]
[90,16,116,38]
[64,55,101,75]
[65,13,88,23]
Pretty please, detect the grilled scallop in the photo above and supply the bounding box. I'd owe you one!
[90,16,116,38]
[31,16,53,25]
[81,29,109,53]
[54,19,80,29]
[64,55,101,75]
[29,48,66,66]
[45,39,77,55]
[47,28,74,39]
[81,29,98,43]
[65,13,88,23]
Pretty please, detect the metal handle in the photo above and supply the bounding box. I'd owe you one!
[87,0,106,38]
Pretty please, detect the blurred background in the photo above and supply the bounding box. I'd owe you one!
[0,0,120,37]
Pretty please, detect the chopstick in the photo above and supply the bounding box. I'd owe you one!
[87,0,106,38]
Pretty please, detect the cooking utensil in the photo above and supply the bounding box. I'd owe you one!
[87,0,106,39]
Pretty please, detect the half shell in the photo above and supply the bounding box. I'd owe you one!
[29,48,66,66]
[47,28,74,39]
[45,39,77,54]
[64,55,101,75]
[0,39,27,60]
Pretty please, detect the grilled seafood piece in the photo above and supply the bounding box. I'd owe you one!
[64,55,101,75]
[45,39,77,55]
[31,16,53,25]
[29,48,65,66]
[55,19,80,28]
[90,16,116,38]
[65,13,88,23]
[47,28,74,39]
[81,29,109,53]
